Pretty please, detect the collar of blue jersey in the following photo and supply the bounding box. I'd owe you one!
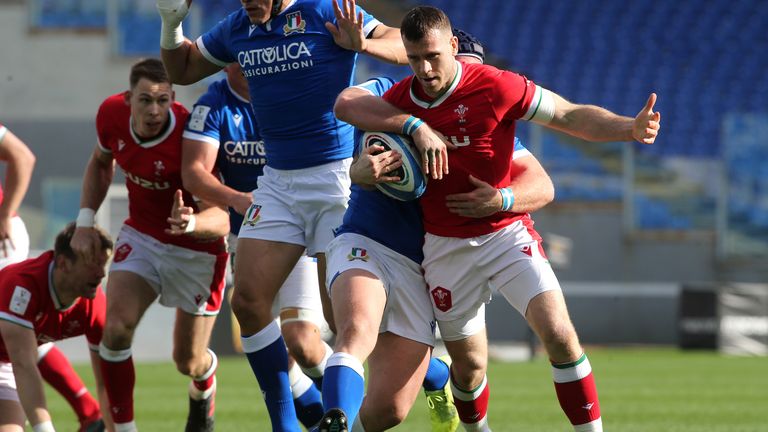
[409,60,463,109]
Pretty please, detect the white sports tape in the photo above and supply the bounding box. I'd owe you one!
[524,86,556,125]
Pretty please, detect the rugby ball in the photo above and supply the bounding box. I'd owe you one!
[361,131,427,201]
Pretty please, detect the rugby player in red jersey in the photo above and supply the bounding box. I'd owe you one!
[0,223,112,432]
[335,6,660,431]
[70,59,229,432]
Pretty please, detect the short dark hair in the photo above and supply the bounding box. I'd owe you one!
[54,222,113,261]
[400,6,452,42]
[129,58,171,89]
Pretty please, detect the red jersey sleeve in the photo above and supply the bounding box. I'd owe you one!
[95,93,127,154]
[84,287,106,350]
[0,273,41,330]
[496,70,538,124]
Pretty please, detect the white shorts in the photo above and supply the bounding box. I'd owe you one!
[110,225,228,316]
[423,220,561,340]
[326,233,436,346]
[0,216,29,270]
[0,362,18,402]
[229,234,323,324]
[238,159,352,256]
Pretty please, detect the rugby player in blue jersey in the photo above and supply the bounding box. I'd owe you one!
[157,0,448,430]
[180,63,329,429]
[319,30,555,432]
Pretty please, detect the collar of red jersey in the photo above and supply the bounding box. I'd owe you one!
[409,59,463,109]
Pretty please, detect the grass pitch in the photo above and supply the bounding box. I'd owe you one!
[46,347,768,431]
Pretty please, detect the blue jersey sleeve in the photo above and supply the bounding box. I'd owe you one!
[184,81,225,147]
[354,76,396,97]
[197,11,240,67]
[512,136,531,159]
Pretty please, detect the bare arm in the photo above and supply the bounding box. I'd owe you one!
[161,40,223,86]
[181,139,252,215]
[334,87,451,178]
[0,128,35,222]
[0,321,52,428]
[166,190,230,239]
[544,92,661,144]
[71,146,115,263]
[79,146,115,212]
[445,154,554,218]
[363,24,407,65]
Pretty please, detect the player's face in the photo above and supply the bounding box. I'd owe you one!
[404,29,458,98]
[127,78,174,139]
[240,0,276,25]
[65,250,109,299]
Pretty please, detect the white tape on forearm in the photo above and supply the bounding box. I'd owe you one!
[184,214,197,234]
[76,208,96,228]
[160,21,184,50]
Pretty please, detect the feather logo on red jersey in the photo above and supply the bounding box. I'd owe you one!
[454,104,469,124]
[430,286,452,312]
[114,243,133,263]
[153,160,165,177]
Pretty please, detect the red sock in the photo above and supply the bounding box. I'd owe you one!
[38,345,100,424]
[450,374,490,429]
[552,354,602,428]
[99,346,135,424]
[192,350,217,395]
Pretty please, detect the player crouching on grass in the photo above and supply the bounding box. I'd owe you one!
[0,223,113,432]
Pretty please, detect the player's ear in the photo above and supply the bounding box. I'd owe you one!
[123,91,132,106]
[171,89,176,102]
[450,36,458,56]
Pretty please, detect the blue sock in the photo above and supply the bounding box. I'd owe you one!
[322,353,365,425]
[242,322,299,432]
[294,383,324,428]
[422,357,450,391]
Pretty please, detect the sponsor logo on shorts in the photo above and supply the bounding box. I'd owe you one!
[347,247,369,262]
[194,294,204,305]
[283,11,306,35]
[430,286,452,312]
[243,204,262,227]
[113,243,132,263]
[520,245,532,256]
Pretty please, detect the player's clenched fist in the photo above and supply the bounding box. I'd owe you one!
[157,0,191,49]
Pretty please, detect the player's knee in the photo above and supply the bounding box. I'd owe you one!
[102,319,137,349]
[172,349,206,377]
[365,400,409,429]
[281,325,318,365]
[230,287,271,321]
[538,321,580,359]
[450,351,487,387]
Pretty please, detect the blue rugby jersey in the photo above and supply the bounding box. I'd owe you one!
[183,78,264,235]
[335,77,426,264]
[197,0,381,170]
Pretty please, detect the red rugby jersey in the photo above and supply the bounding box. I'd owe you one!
[0,251,104,362]
[95,93,224,254]
[383,62,539,238]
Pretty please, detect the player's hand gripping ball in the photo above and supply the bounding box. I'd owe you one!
[361,131,427,201]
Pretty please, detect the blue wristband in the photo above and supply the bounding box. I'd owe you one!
[402,115,424,136]
[499,187,515,212]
